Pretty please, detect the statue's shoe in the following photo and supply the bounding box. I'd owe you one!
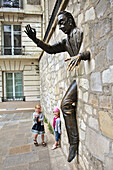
[67,144,78,162]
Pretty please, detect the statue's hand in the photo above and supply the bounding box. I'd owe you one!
[24,24,36,41]
[65,55,81,71]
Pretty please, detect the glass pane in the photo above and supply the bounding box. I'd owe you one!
[4,31,12,55]
[4,25,11,32]
[14,35,21,47]
[14,25,21,31]
[4,32,11,47]
[4,49,12,55]
[14,49,22,55]
[14,73,23,99]
[12,0,19,8]
[6,73,13,99]
[3,0,19,8]
[3,0,13,7]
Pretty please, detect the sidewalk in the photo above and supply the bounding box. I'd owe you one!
[0,111,73,170]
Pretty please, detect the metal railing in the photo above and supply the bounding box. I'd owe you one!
[2,96,25,102]
[0,46,25,55]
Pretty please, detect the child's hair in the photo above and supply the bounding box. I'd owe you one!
[35,104,41,109]
[57,111,60,117]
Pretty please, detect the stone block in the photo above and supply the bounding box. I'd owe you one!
[83,113,88,123]
[95,51,105,69]
[105,156,113,170]
[81,120,86,131]
[99,95,112,109]
[73,3,80,16]
[78,61,85,76]
[85,127,109,161]
[90,72,102,92]
[83,91,88,103]
[110,0,113,7]
[88,116,99,131]
[84,104,92,115]
[95,0,107,18]
[84,58,95,75]
[79,129,85,141]
[102,66,112,82]
[89,94,98,107]
[78,13,83,28]
[99,111,113,139]
[79,78,89,90]
[78,88,83,100]
[112,142,113,153]
[104,86,110,94]
[106,37,113,61]
[93,18,111,40]
[85,7,95,21]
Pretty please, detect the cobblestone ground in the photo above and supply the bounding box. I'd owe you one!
[0,112,72,170]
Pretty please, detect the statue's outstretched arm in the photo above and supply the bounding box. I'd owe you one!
[25,24,66,54]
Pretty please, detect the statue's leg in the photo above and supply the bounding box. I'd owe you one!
[61,80,79,162]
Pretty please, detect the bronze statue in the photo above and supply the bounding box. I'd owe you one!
[61,80,78,162]
[25,11,90,162]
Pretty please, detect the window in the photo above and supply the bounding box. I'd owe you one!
[1,0,23,8]
[27,0,41,5]
[3,24,22,55]
[3,72,23,101]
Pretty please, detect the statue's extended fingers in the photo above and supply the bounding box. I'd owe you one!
[67,60,74,70]
[32,28,36,33]
[24,30,27,34]
[71,58,79,71]
[65,57,71,62]
[68,60,75,71]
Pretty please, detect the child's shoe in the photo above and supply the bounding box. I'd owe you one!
[51,145,57,150]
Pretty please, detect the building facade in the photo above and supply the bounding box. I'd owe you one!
[0,0,44,102]
[40,0,113,169]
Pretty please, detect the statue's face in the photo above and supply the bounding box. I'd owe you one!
[57,14,73,34]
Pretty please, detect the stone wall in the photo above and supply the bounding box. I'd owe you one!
[40,0,113,169]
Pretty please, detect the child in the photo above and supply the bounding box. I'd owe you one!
[51,107,61,150]
[31,104,46,147]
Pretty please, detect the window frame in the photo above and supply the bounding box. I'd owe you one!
[3,71,24,101]
[3,24,22,55]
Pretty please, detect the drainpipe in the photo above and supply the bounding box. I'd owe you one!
[38,0,69,62]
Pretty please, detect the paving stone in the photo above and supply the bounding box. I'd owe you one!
[3,164,29,170]
[38,149,50,160]
[29,159,51,170]
[10,138,29,147]
[9,144,31,156]
[4,152,39,167]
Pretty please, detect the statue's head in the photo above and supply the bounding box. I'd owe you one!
[57,11,76,34]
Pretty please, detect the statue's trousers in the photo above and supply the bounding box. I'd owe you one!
[61,80,79,162]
